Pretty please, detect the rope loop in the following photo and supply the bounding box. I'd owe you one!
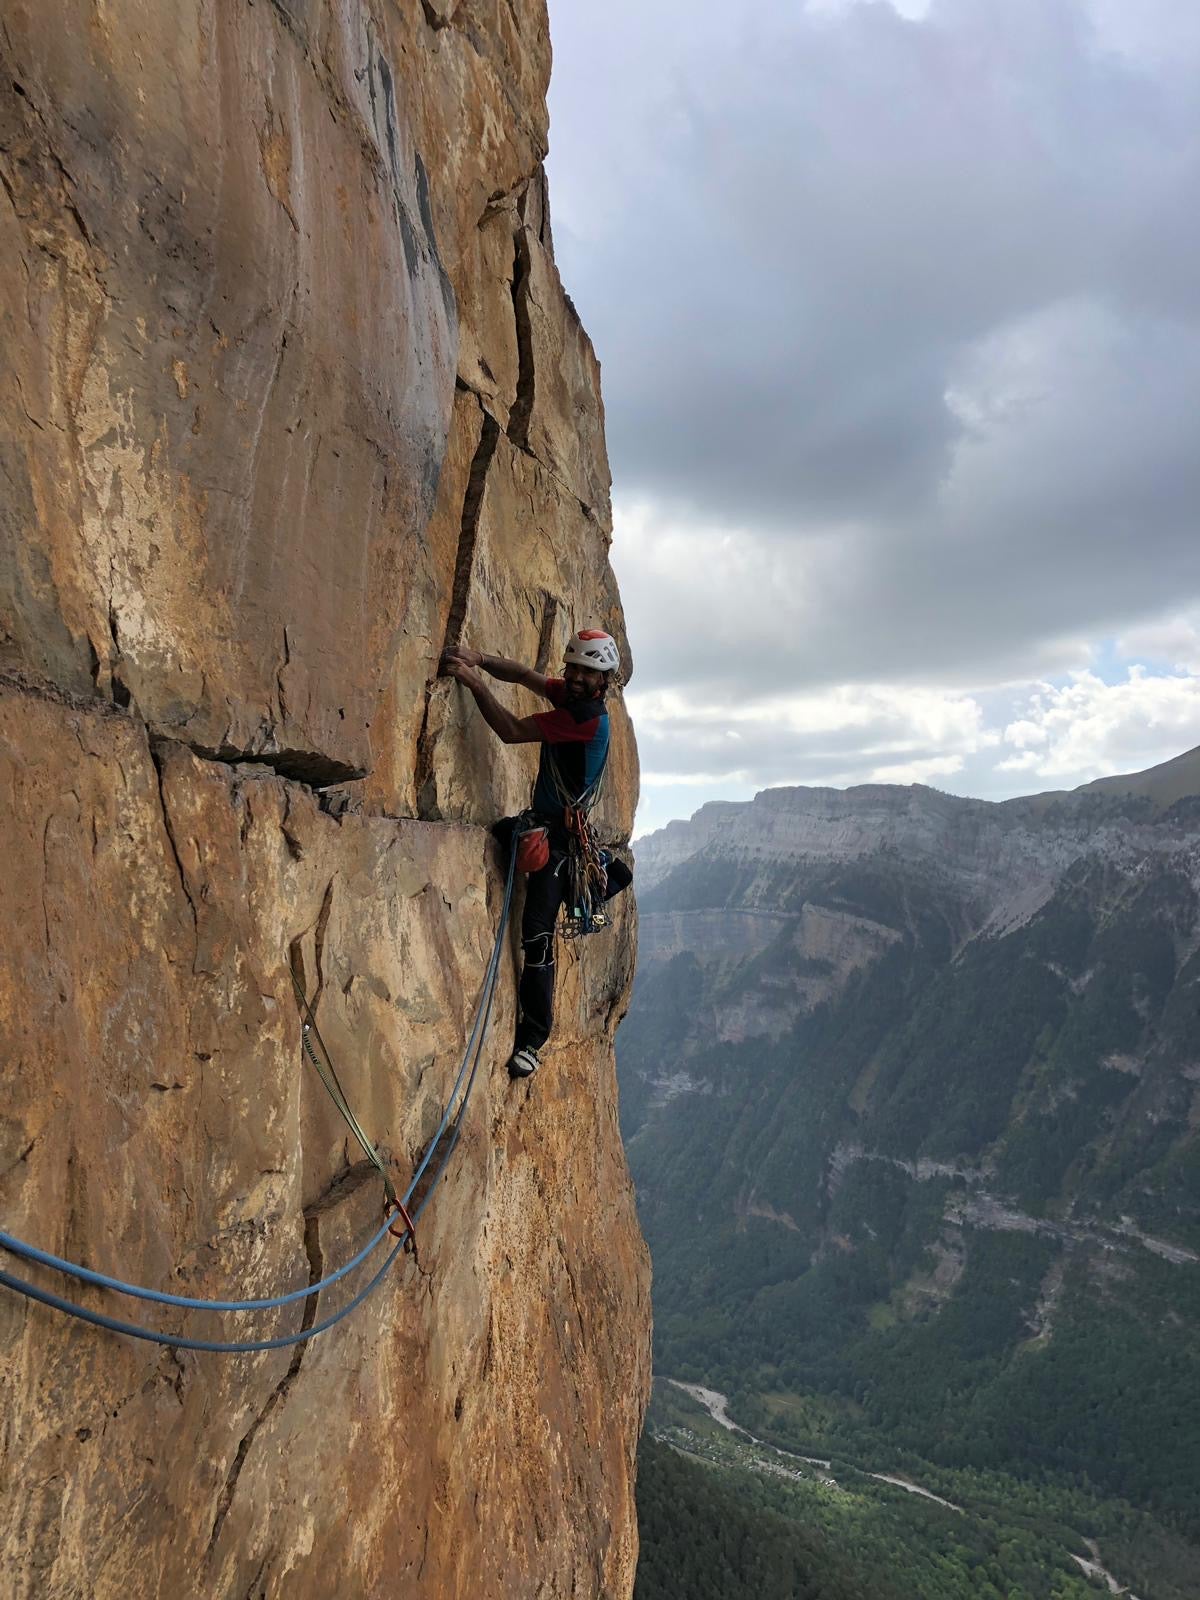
[0,842,519,1351]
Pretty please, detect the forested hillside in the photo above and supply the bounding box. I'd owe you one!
[634,1435,862,1600]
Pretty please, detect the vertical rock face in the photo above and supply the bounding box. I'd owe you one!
[0,4,649,1597]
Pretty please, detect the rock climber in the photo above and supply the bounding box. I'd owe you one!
[439,629,633,1079]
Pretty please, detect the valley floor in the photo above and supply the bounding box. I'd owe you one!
[639,1379,1195,1600]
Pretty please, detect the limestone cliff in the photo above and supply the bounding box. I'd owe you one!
[0,4,649,1596]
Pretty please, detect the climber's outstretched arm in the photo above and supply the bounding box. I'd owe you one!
[440,659,544,744]
[440,645,551,698]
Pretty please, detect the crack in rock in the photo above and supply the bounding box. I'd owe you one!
[204,1213,323,1565]
[415,397,502,815]
[160,733,365,790]
[507,220,536,451]
[534,591,559,675]
[148,741,199,940]
[443,404,502,655]
[420,0,452,32]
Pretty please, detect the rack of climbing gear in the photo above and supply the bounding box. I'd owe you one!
[561,802,610,938]
[543,747,611,939]
[0,840,522,1354]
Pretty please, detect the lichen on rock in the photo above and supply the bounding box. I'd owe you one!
[0,4,649,1595]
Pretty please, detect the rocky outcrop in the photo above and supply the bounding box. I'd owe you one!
[638,905,901,1041]
[0,4,648,1596]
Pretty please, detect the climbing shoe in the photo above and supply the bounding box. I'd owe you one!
[508,1046,540,1079]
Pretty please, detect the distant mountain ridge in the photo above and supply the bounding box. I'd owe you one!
[634,743,1200,894]
[1074,742,1200,809]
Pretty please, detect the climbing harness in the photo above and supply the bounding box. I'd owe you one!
[0,842,521,1353]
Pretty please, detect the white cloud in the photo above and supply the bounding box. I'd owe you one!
[627,678,998,804]
[808,0,933,21]
[999,667,1200,781]
[1117,610,1200,673]
[1003,718,1050,750]
[870,754,966,784]
[1088,0,1200,74]
[640,769,751,788]
[994,750,1042,774]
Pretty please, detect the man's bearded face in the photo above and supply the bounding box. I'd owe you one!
[563,662,606,699]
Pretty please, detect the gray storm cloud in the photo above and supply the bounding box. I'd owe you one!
[548,0,1200,699]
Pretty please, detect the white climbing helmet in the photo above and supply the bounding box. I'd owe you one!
[563,629,620,674]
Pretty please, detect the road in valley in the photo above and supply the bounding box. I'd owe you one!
[665,1379,1140,1593]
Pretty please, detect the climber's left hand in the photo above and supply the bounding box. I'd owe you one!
[443,657,483,692]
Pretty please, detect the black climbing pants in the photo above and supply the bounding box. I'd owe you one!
[492,816,633,1053]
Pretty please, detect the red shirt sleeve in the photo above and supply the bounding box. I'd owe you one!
[542,678,567,706]
[532,707,600,744]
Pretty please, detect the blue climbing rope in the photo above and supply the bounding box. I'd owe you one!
[0,1216,397,1313]
[0,1241,408,1355]
[0,841,519,1351]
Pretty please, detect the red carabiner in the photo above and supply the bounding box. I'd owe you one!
[385,1196,419,1262]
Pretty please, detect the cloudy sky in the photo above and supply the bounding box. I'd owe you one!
[545,0,1200,836]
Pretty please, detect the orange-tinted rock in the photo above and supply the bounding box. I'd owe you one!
[0,0,647,1593]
